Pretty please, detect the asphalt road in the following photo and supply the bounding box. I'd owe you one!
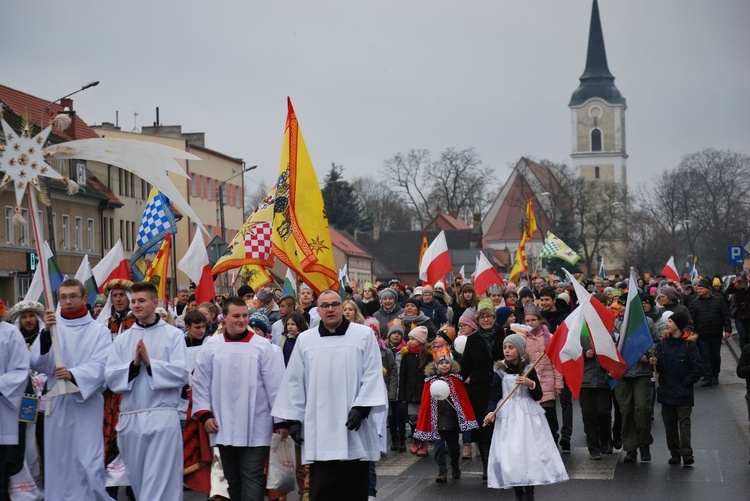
[176,341,749,500]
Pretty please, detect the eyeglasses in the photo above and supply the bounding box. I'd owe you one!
[318,302,342,310]
[59,294,82,301]
[479,314,495,320]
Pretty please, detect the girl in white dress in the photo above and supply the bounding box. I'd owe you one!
[483,334,568,501]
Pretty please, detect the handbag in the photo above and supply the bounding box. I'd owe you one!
[266,433,297,493]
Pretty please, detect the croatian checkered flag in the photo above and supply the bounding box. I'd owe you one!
[131,188,178,280]
[243,221,273,263]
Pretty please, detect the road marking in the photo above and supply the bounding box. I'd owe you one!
[377,452,421,476]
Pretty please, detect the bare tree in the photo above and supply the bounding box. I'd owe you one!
[350,176,413,230]
[244,180,270,218]
[382,147,494,228]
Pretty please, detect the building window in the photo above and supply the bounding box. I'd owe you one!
[19,209,29,246]
[87,218,95,252]
[74,160,86,186]
[75,217,82,251]
[591,128,602,152]
[52,212,57,244]
[125,220,131,251]
[208,178,213,201]
[131,222,136,251]
[120,220,125,248]
[4,207,13,244]
[595,166,600,179]
[62,215,70,250]
[191,173,197,197]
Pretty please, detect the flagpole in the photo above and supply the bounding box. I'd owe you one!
[26,185,80,400]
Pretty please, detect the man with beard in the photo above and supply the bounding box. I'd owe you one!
[31,279,111,500]
[97,278,136,500]
[8,300,47,499]
[272,290,386,501]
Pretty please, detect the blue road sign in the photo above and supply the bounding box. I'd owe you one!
[728,245,744,265]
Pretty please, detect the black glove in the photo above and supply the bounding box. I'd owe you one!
[346,408,365,431]
[287,420,303,444]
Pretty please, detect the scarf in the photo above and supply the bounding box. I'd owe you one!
[388,340,405,353]
[400,312,430,326]
[61,304,89,320]
[478,325,497,354]
[407,343,422,354]
[285,330,299,340]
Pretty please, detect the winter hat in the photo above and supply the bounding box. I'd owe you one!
[379,289,397,302]
[387,318,405,337]
[696,278,712,290]
[95,294,107,306]
[523,303,541,319]
[661,286,681,302]
[558,292,570,305]
[408,326,428,344]
[458,309,478,331]
[495,306,513,326]
[712,277,721,287]
[405,296,421,309]
[518,287,534,301]
[249,309,270,334]
[477,298,495,316]
[487,284,502,295]
[103,278,134,296]
[255,288,273,305]
[433,290,446,303]
[422,284,434,295]
[641,295,655,308]
[413,286,423,297]
[364,317,381,337]
[434,280,446,291]
[610,288,623,298]
[363,282,375,292]
[670,311,689,331]
[8,300,45,323]
[504,333,527,355]
[436,326,457,345]
[237,285,254,297]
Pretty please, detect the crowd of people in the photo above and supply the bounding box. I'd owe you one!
[0,268,748,501]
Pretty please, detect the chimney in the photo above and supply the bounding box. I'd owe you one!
[449,209,458,218]
[373,222,381,240]
[471,212,483,249]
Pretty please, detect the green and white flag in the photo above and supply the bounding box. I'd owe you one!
[539,231,580,265]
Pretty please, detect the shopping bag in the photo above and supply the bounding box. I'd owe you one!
[267,433,296,493]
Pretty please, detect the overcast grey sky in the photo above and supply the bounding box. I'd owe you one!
[3,0,749,195]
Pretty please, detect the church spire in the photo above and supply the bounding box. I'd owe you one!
[569,0,625,106]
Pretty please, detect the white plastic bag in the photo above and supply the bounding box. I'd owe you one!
[267,434,296,493]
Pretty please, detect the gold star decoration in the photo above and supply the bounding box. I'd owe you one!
[308,235,330,255]
[0,120,61,205]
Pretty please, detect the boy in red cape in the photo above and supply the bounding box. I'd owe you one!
[415,348,478,483]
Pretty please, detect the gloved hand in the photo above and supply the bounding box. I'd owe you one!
[345,408,364,431]
[287,420,303,444]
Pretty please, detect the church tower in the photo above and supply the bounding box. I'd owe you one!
[570,0,627,185]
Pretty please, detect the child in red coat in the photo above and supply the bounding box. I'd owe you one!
[415,349,478,483]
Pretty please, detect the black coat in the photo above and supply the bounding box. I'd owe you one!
[399,349,426,404]
[688,292,731,339]
[459,326,506,442]
[654,335,703,406]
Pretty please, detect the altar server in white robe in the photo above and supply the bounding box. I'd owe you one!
[105,281,189,500]
[0,311,31,499]
[30,279,111,500]
[272,289,387,501]
[192,296,286,500]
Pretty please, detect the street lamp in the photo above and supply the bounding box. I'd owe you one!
[218,164,257,241]
[42,80,100,127]
[40,81,100,254]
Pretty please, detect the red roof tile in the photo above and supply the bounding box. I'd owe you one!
[87,175,124,207]
[0,84,99,141]
[329,227,373,259]
[424,209,471,230]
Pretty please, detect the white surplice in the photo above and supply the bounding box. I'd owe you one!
[271,322,387,464]
[192,332,285,447]
[0,323,30,444]
[105,319,189,500]
[29,313,111,501]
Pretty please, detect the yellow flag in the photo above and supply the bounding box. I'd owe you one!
[212,186,276,275]
[525,195,538,240]
[145,233,171,305]
[271,99,338,294]
[508,232,528,284]
[240,265,273,292]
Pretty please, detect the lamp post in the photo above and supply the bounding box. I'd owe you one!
[218,164,257,241]
[40,81,100,254]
